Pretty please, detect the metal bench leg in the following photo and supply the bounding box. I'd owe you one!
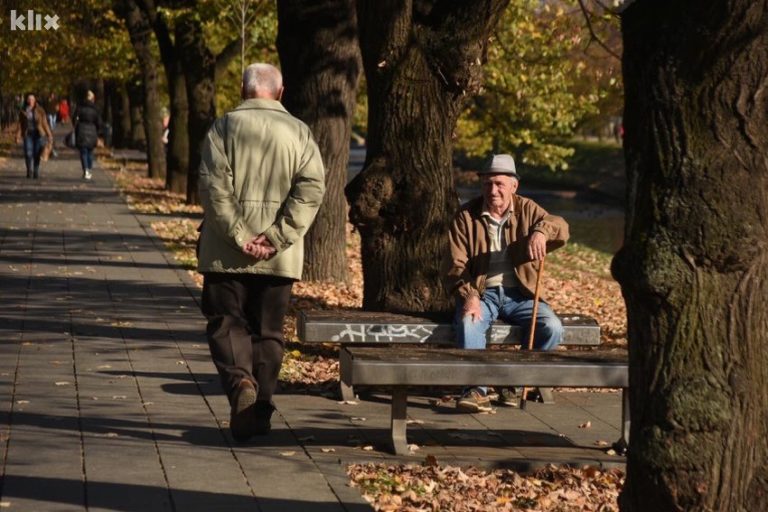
[339,380,356,402]
[613,388,630,456]
[390,387,409,455]
[536,387,555,404]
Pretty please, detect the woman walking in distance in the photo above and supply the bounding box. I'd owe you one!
[15,93,53,179]
[73,91,103,180]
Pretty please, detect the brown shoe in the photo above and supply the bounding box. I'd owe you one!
[253,401,275,435]
[230,379,258,442]
[456,388,492,413]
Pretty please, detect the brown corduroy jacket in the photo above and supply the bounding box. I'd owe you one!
[16,105,53,143]
[442,195,569,302]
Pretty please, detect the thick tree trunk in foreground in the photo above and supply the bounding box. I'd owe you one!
[347,0,508,312]
[277,0,361,283]
[176,15,216,205]
[613,2,768,511]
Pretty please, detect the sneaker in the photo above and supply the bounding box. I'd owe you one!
[230,379,258,442]
[253,401,275,435]
[456,388,492,413]
[496,387,519,407]
[84,170,92,180]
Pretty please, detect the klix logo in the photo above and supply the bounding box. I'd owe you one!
[9,9,60,31]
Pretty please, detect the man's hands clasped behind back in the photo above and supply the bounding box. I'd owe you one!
[242,234,276,261]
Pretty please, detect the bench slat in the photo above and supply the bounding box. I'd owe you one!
[298,310,600,346]
[342,347,628,388]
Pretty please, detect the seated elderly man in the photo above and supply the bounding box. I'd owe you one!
[442,154,570,412]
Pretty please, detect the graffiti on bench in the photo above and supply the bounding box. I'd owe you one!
[330,323,436,343]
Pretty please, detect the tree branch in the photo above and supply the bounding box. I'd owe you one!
[577,0,621,60]
[215,37,242,80]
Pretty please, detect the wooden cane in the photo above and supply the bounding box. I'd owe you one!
[520,258,545,410]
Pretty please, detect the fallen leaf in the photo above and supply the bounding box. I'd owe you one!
[578,421,592,429]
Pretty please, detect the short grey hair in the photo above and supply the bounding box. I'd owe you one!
[242,63,283,98]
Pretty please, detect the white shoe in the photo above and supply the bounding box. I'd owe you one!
[84,170,92,180]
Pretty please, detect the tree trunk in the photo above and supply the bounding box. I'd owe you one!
[126,79,146,149]
[347,0,508,312]
[176,15,216,205]
[613,2,768,511]
[137,0,190,194]
[165,64,189,194]
[277,0,361,283]
[111,81,132,149]
[115,0,167,179]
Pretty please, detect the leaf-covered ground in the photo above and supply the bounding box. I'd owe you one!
[104,160,628,511]
[349,462,624,512]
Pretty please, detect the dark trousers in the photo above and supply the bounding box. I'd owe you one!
[201,273,293,406]
[79,146,94,172]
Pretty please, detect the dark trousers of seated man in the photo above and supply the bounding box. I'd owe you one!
[201,273,292,414]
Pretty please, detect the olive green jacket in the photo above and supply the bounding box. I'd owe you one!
[442,195,569,302]
[197,98,325,279]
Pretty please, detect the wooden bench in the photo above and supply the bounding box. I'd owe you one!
[297,309,601,401]
[340,346,629,455]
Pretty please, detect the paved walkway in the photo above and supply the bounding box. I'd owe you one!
[0,140,625,511]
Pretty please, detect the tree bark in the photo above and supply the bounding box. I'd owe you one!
[165,63,189,194]
[115,0,167,178]
[277,0,361,283]
[110,81,132,148]
[175,14,216,205]
[126,79,146,149]
[141,1,189,194]
[613,2,768,511]
[347,0,508,312]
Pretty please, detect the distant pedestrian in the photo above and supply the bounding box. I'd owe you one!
[197,63,325,441]
[15,93,53,179]
[58,98,70,124]
[73,90,103,180]
[46,93,59,131]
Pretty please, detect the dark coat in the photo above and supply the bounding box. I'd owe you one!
[74,102,103,149]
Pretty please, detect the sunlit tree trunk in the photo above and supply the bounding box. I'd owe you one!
[347,0,509,312]
[277,0,361,282]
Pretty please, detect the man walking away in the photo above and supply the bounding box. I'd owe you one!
[197,63,325,442]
